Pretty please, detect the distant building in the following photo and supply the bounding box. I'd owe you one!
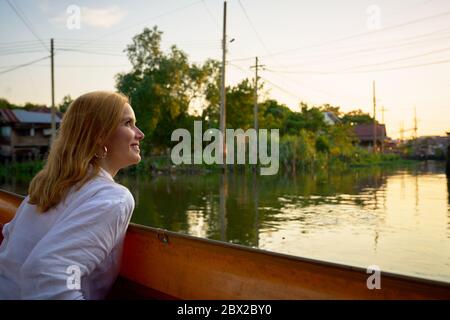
[0,109,62,161]
[322,112,341,125]
[413,135,448,159]
[353,123,387,151]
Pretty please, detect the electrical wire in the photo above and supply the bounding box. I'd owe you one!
[0,56,50,75]
[5,0,50,52]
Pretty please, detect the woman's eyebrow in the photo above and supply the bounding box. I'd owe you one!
[122,117,136,122]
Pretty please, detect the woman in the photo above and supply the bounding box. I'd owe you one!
[0,91,144,299]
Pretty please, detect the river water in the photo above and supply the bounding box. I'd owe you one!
[2,161,449,282]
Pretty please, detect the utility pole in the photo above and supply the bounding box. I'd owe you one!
[413,107,418,139]
[250,57,264,169]
[220,1,227,171]
[50,38,56,145]
[380,105,387,153]
[400,122,404,142]
[372,81,377,153]
[250,57,264,132]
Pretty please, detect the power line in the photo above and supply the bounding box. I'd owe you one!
[61,0,203,52]
[0,42,48,50]
[56,48,127,57]
[201,0,220,30]
[344,45,450,71]
[230,9,450,62]
[0,64,131,69]
[0,39,47,45]
[5,0,49,52]
[266,56,450,74]
[229,61,303,101]
[259,76,303,102]
[269,28,450,70]
[237,0,271,56]
[0,56,50,76]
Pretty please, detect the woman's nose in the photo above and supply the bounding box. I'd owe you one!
[136,127,145,140]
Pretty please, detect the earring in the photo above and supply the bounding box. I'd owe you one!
[95,146,108,159]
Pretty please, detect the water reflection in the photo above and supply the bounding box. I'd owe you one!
[1,161,449,282]
[219,173,227,242]
[121,163,450,282]
[447,175,450,204]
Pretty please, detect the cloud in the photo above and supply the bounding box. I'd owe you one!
[51,5,126,29]
[81,5,126,28]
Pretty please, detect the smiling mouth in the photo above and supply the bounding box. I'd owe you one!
[131,144,140,151]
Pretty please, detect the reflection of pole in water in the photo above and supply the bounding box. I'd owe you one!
[400,172,405,200]
[415,173,419,217]
[373,188,378,211]
[446,176,450,237]
[447,175,450,205]
[219,173,228,242]
[446,144,450,177]
[374,230,379,253]
[252,170,259,247]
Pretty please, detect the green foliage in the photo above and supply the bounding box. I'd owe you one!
[23,102,47,110]
[319,104,342,116]
[285,103,327,134]
[0,98,12,109]
[116,26,219,154]
[315,135,330,153]
[259,99,291,132]
[225,79,255,130]
[58,95,73,113]
[280,130,317,172]
[0,160,44,180]
[0,26,408,175]
[341,109,374,125]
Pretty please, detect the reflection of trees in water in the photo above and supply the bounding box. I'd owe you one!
[6,162,449,246]
[121,175,221,236]
[255,167,389,210]
[118,166,404,247]
[0,176,29,196]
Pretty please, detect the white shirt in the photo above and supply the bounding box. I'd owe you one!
[0,167,135,300]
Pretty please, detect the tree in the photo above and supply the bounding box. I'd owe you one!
[24,102,47,110]
[285,103,327,134]
[259,99,290,132]
[58,95,73,113]
[341,109,374,125]
[319,104,341,117]
[0,98,11,109]
[116,26,219,154]
[225,79,255,130]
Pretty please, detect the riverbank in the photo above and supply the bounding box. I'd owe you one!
[0,153,421,181]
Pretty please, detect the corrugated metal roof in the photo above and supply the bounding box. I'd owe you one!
[0,109,61,124]
[353,124,387,142]
[0,109,19,123]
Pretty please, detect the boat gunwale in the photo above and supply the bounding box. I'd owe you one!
[128,222,450,289]
[1,188,450,291]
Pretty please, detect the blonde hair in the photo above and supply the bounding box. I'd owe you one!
[28,91,129,213]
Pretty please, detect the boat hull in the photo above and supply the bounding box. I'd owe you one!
[1,189,450,299]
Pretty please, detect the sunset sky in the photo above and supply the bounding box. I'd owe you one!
[1,0,449,138]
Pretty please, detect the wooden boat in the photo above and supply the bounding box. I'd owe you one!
[1,188,450,299]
